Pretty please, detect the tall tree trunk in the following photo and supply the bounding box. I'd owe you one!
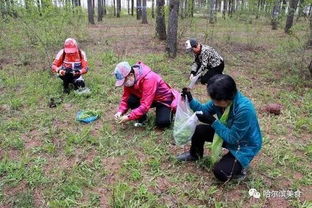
[309,13,312,46]
[137,0,142,19]
[113,0,116,16]
[223,0,227,18]
[103,0,106,15]
[184,0,188,17]
[271,0,281,29]
[209,0,217,23]
[190,0,194,17]
[309,3,312,17]
[296,0,304,20]
[152,0,155,18]
[167,0,179,58]
[156,0,166,40]
[98,0,103,21]
[142,0,148,23]
[231,0,235,15]
[180,0,184,19]
[117,0,121,17]
[281,0,287,15]
[285,0,299,33]
[88,0,95,24]
[128,0,130,14]
[131,0,134,15]
[309,60,312,77]
[228,0,233,17]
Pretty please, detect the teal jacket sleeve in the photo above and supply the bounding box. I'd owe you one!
[189,98,217,115]
[211,106,251,145]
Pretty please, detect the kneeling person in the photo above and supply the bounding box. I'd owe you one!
[177,74,262,182]
[51,38,89,94]
[114,61,177,128]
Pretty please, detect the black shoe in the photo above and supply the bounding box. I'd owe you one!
[138,114,147,123]
[232,168,247,181]
[63,88,70,94]
[176,152,199,161]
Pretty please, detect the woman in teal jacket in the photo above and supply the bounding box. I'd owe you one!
[177,74,262,182]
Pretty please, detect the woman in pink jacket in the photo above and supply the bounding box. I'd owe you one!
[114,61,178,128]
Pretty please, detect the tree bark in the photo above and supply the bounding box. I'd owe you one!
[167,0,179,58]
[285,0,299,33]
[142,0,148,23]
[180,0,184,19]
[296,0,304,20]
[156,0,166,40]
[223,0,227,19]
[113,0,116,16]
[88,0,95,24]
[128,0,130,15]
[103,0,106,15]
[117,0,121,17]
[309,13,312,46]
[281,0,287,15]
[190,0,194,17]
[309,60,312,76]
[152,0,155,18]
[131,0,134,15]
[209,0,217,23]
[98,0,103,21]
[137,0,142,19]
[228,0,233,17]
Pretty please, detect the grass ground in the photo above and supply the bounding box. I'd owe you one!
[0,15,311,208]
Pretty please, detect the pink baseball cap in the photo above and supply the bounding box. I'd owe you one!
[114,62,132,87]
[64,38,78,53]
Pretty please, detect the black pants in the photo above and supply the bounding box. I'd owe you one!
[59,74,85,90]
[200,61,224,85]
[127,94,172,128]
[190,124,243,182]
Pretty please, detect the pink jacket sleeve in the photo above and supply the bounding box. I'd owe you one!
[118,87,131,114]
[128,78,157,120]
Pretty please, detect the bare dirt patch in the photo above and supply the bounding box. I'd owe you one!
[22,130,43,150]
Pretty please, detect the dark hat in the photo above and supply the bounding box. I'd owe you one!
[185,38,198,51]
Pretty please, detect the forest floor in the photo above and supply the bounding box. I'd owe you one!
[0,16,311,207]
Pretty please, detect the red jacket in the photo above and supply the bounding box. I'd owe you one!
[118,62,179,120]
[51,49,88,74]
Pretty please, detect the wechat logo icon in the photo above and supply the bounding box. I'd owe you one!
[249,188,261,199]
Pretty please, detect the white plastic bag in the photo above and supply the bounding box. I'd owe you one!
[188,73,201,89]
[173,96,200,146]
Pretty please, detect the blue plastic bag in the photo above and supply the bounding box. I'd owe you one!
[76,110,100,123]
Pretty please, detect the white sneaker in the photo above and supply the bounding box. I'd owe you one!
[74,87,91,95]
[134,122,145,127]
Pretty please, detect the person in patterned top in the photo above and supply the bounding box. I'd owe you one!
[185,39,224,85]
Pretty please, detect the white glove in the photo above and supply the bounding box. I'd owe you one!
[114,112,122,120]
[189,74,194,80]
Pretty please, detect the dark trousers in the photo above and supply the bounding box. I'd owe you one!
[127,94,172,128]
[190,124,243,182]
[59,74,85,90]
[200,61,224,85]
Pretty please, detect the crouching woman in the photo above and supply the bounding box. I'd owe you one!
[177,74,262,182]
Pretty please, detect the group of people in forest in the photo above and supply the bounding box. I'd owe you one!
[51,38,262,182]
